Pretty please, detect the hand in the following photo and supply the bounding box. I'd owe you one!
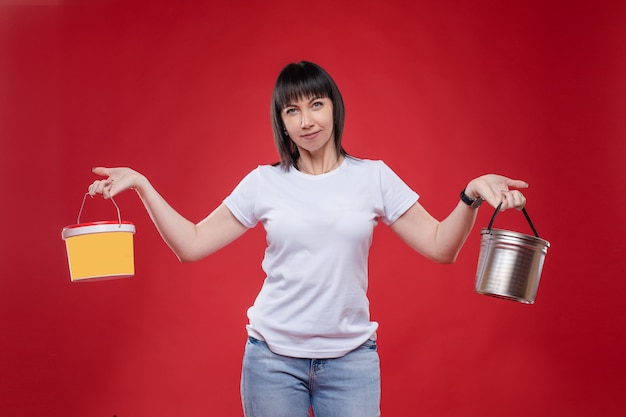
[464,174,528,211]
[88,167,147,199]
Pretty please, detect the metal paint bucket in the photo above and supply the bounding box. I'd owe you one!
[475,204,550,304]
[62,194,136,282]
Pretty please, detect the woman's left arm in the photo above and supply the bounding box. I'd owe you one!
[390,174,528,264]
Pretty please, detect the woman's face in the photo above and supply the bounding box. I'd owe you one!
[281,96,335,156]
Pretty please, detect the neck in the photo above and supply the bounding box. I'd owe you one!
[297,154,344,175]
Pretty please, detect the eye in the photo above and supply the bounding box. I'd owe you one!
[284,107,298,115]
[311,100,325,109]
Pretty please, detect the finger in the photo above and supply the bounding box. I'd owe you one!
[88,180,104,197]
[506,191,517,210]
[500,190,526,210]
[505,179,529,190]
[513,190,527,209]
[482,188,506,210]
[499,191,510,211]
[92,167,111,178]
[90,179,115,196]
[102,178,117,199]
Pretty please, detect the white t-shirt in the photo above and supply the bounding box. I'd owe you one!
[223,157,419,358]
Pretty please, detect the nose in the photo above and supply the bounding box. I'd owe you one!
[300,109,313,128]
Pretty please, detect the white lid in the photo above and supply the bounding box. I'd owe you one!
[62,221,136,240]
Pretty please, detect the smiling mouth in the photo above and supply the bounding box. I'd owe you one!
[300,131,320,140]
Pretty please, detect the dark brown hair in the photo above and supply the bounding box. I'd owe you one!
[270,61,347,169]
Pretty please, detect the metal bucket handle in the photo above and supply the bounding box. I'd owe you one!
[487,203,540,238]
[76,192,122,227]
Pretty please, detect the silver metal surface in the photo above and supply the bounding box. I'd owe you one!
[475,228,550,304]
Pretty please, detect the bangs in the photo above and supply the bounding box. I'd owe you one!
[273,65,333,109]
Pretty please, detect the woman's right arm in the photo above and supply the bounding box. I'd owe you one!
[89,167,249,262]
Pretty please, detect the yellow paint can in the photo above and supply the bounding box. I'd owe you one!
[62,194,136,281]
[62,221,136,281]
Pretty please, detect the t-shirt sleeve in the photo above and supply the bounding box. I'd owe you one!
[378,161,419,225]
[222,168,260,228]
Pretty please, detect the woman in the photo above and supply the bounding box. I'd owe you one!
[89,61,528,417]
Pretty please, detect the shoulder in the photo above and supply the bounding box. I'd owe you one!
[238,163,286,178]
[343,156,391,174]
[344,156,384,167]
[254,163,294,180]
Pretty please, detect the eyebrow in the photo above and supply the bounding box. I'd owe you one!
[283,96,324,108]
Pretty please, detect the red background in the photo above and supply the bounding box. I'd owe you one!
[2,0,625,416]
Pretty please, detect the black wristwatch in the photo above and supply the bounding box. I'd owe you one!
[460,189,484,209]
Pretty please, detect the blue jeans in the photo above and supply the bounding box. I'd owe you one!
[241,337,381,417]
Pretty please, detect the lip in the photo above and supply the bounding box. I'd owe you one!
[300,131,321,140]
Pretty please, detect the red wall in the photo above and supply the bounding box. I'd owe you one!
[2,1,625,416]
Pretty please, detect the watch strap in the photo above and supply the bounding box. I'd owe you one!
[460,189,483,208]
